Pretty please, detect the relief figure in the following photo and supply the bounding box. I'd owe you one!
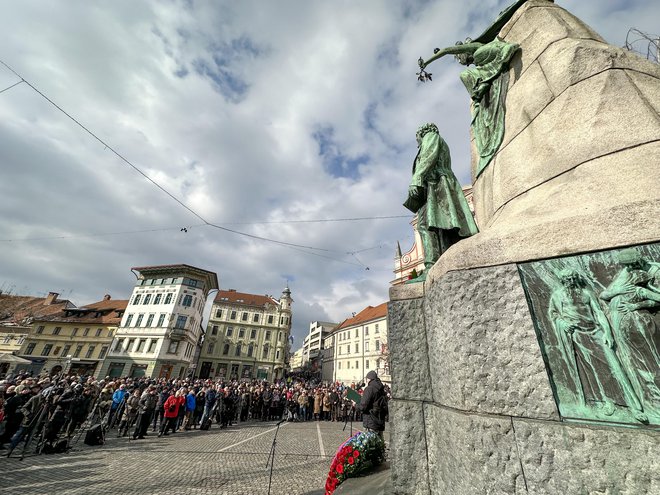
[548,269,646,422]
[600,249,660,415]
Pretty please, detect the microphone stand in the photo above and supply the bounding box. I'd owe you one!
[265,417,287,495]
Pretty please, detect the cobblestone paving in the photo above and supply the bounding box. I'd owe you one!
[1,420,384,495]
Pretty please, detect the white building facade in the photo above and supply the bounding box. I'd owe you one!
[323,303,390,386]
[98,264,218,379]
[302,320,337,366]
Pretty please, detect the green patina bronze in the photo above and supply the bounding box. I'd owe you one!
[403,123,478,281]
[519,243,660,427]
[417,0,528,176]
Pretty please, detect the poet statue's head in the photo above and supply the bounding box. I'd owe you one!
[415,123,439,146]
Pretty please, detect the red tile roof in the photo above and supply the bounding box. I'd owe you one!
[214,290,276,308]
[0,294,74,325]
[335,302,388,330]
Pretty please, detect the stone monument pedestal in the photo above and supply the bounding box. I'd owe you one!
[388,1,660,493]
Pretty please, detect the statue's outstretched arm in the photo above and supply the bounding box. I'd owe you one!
[419,42,483,69]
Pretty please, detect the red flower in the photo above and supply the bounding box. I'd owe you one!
[348,456,355,465]
[353,450,359,457]
[337,464,344,474]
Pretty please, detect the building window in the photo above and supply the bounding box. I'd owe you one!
[40,344,53,356]
[167,341,179,354]
[250,328,256,339]
[365,342,370,352]
[276,349,280,359]
[338,362,342,370]
[25,343,36,355]
[375,324,379,333]
[239,328,245,338]
[175,315,187,328]
[215,309,222,318]
[83,328,90,336]
[136,314,144,327]
[355,343,359,353]
[268,315,274,324]
[366,360,370,369]
[355,328,358,338]
[365,326,369,336]
[338,347,342,355]
[278,331,282,342]
[17,336,25,345]
[182,295,193,307]
[99,346,108,359]
[113,339,124,352]
[96,328,103,337]
[157,314,166,327]
[211,325,218,336]
[136,339,146,352]
[143,294,152,305]
[154,293,162,304]
[72,327,79,336]
[253,314,259,322]
[262,345,269,359]
[355,360,359,369]
[265,330,271,341]
[133,294,141,305]
[375,340,380,351]
[223,343,230,355]
[241,312,248,321]
[226,327,234,337]
[74,345,83,358]
[36,326,45,334]
[230,310,237,320]
[62,344,71,357]
[208,342,215,354]
[164,293,173,304]
[85,346,95,358]
[235,344,242,356]
[146,314,155,327]
[52,327,61,335]
[148,339,157,353]
[125,314,133,327]
[127,339,135,352]
[247,343,254,357]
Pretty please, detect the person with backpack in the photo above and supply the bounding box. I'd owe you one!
[354,370,388,439]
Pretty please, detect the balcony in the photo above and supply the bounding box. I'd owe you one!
[168,327,187,340]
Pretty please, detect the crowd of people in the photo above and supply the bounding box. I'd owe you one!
[0,370,391,457]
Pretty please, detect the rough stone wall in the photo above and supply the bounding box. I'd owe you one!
[389,264,660,495]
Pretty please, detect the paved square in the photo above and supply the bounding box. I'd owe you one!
[1,420,385,495]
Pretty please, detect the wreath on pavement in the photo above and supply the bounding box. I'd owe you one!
[325,430,386,494]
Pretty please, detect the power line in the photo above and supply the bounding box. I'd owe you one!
[0,224,207,243]
[0,80,23,94]
[0,60,411,267]
[218,214,411,225]
[0,59,384,255]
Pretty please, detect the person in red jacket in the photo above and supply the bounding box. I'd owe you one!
[158,390,181,437]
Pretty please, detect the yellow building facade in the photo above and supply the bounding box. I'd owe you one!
[197,287,292,382]
[14,296,127,377]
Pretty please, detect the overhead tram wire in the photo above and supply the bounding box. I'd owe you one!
[0,59,412,265]
[0,60,339,255]
[0,224,207,243]
[0,80,23,94]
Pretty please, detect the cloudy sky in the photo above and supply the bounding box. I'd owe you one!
[1,0,658,350]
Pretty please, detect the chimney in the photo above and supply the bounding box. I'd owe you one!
[44,292,59,305]
[103,294,111,301]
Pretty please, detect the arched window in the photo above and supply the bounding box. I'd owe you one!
[247,344,254,357]
[235,343,242,356]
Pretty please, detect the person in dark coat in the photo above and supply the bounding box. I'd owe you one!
[355,371,388,438]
